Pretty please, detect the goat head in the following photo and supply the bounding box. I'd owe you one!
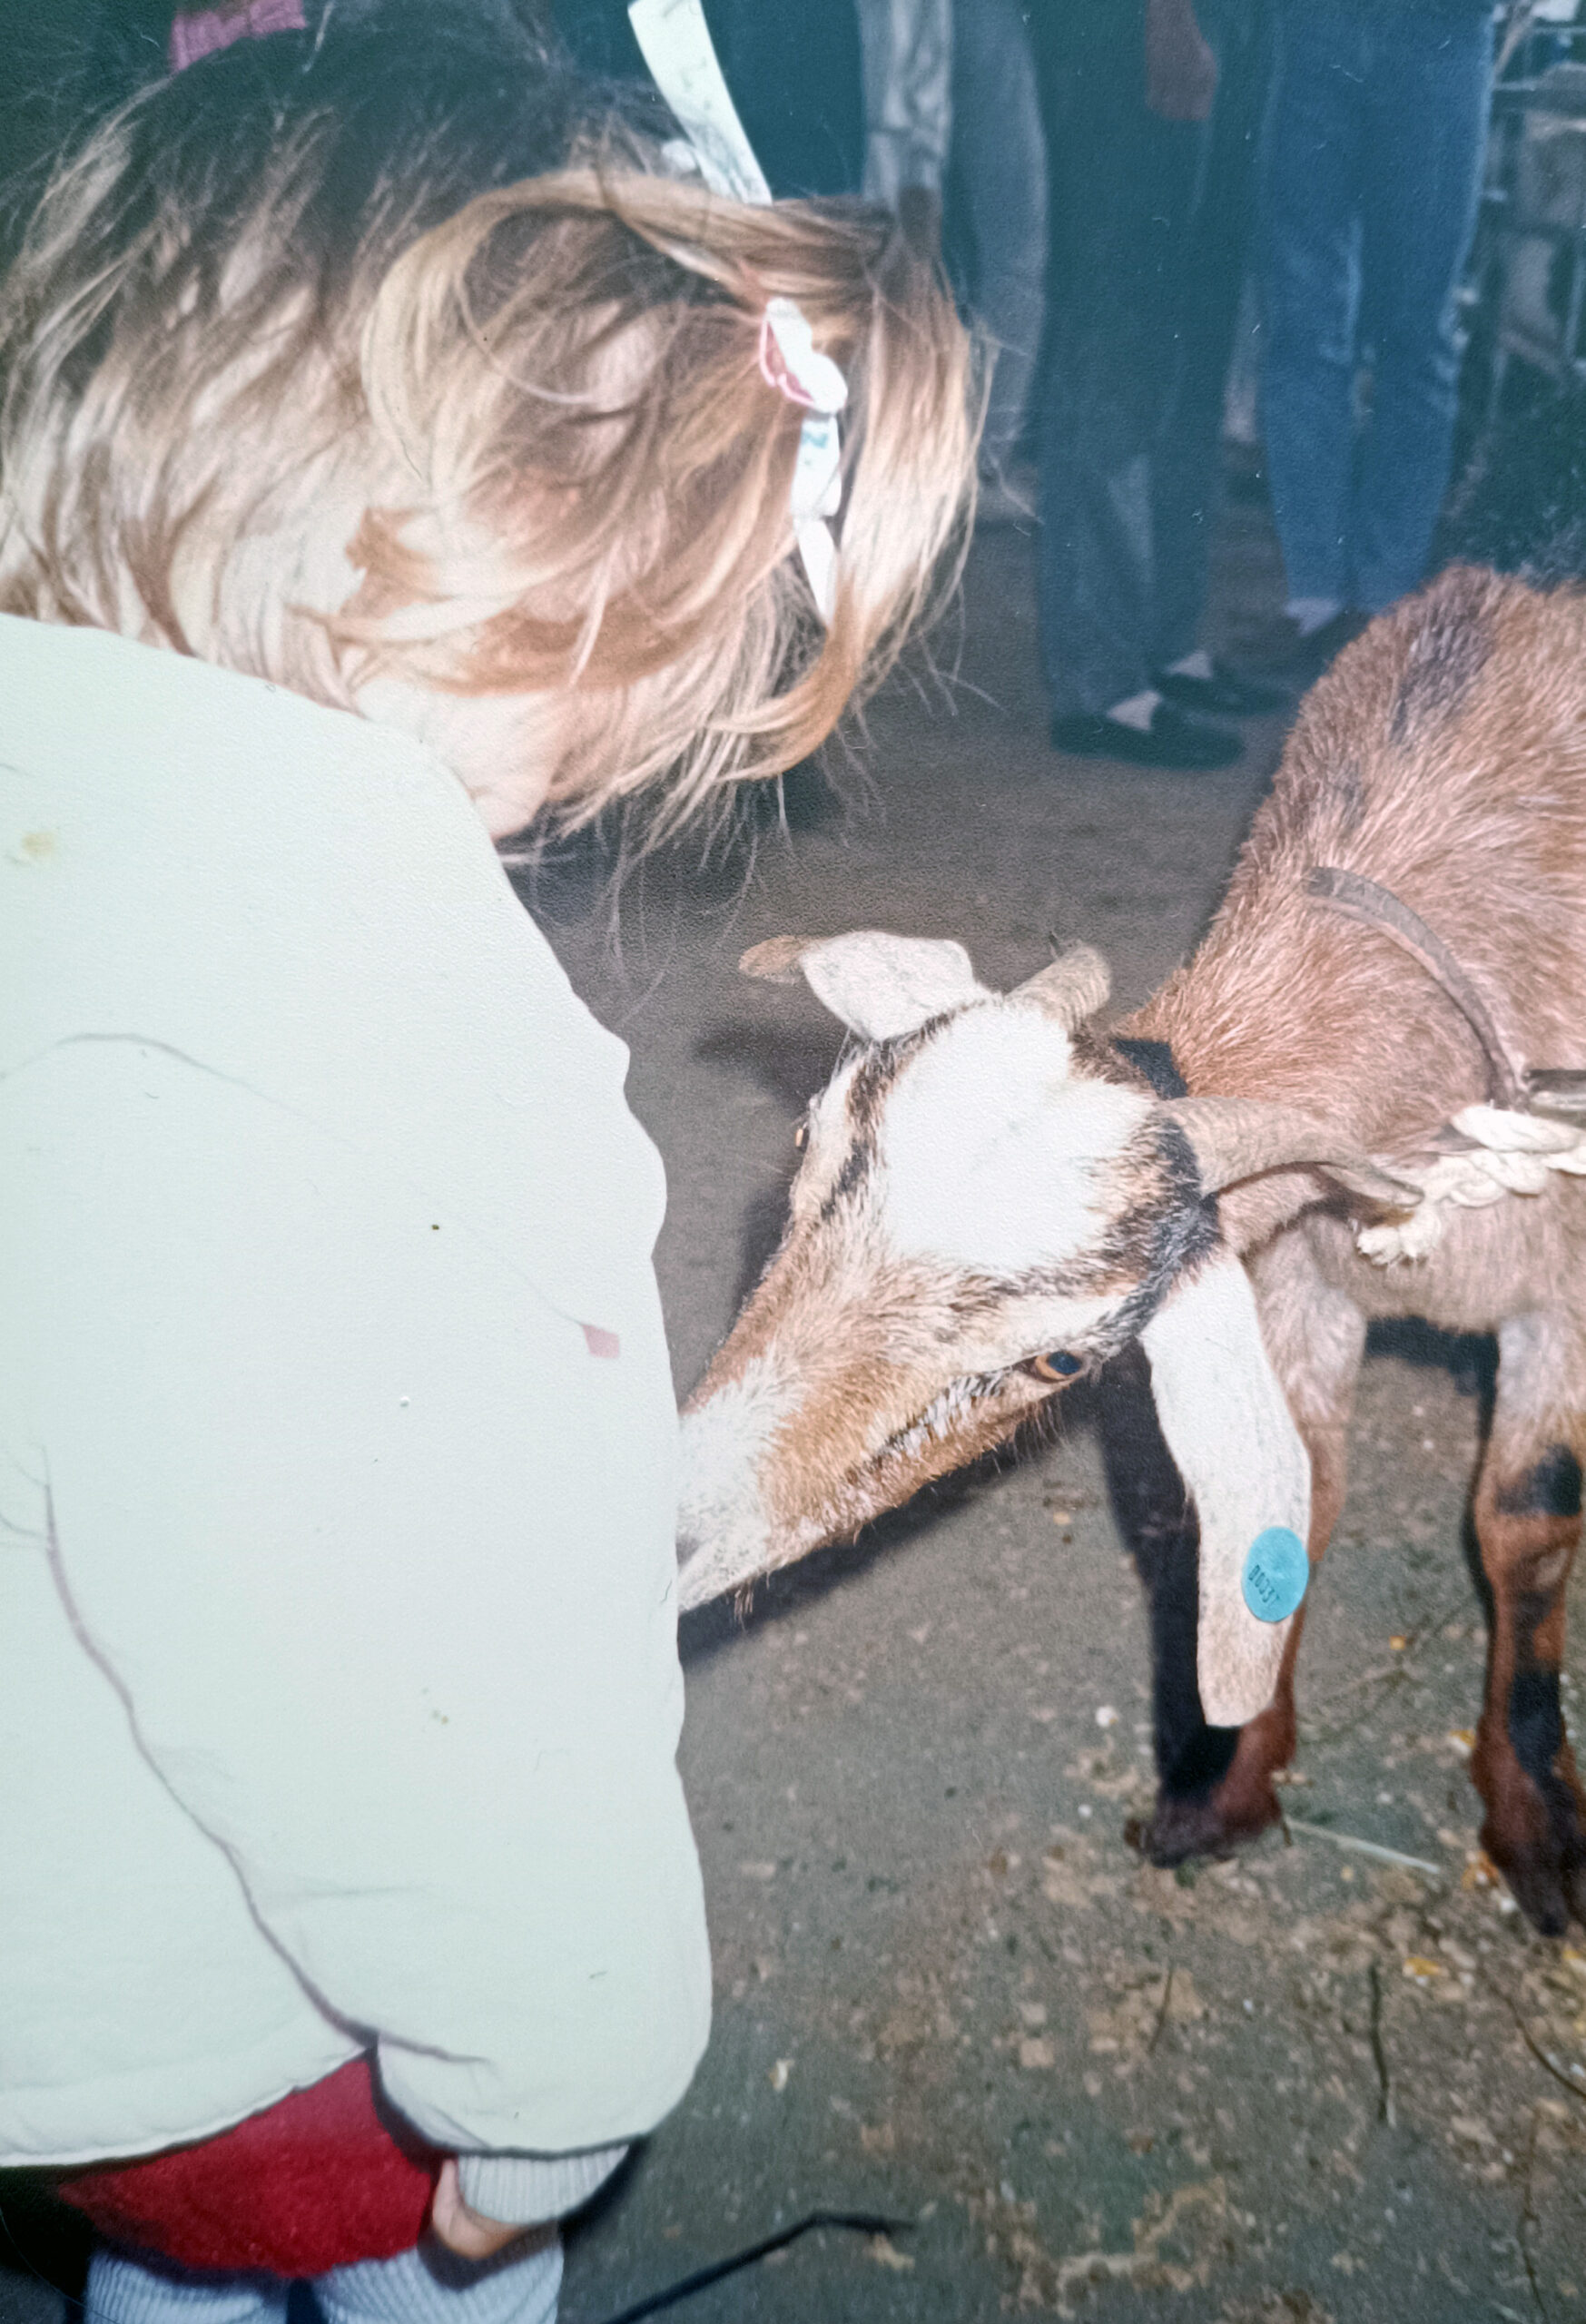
[676,932,1412,1727]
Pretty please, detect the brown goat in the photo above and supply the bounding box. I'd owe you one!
[677,566,1586,1936]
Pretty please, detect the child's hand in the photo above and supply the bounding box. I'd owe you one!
[430,2159,534,2258]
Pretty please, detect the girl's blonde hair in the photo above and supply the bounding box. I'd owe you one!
[0,5,978,835]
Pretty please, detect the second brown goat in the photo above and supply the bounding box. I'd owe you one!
[677,566,1586,1936]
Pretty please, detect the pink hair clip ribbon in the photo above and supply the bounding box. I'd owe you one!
[629,0,848,622]
[169,0,306,73]
[757,299,847,417]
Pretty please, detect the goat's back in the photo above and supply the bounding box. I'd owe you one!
[1137,568,1586,1154]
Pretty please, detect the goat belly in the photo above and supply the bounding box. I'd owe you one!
[50,2058,440,2276]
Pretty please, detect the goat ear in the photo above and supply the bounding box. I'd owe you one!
[740,931,991,1040]
[1164,1096,1420,1209]
[1011,944,1112,1029]
[1139,1249,1309,1728]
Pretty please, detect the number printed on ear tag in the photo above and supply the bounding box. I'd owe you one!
[1241,1526,1308,1623]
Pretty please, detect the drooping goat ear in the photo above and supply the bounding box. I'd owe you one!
[1164,1097,1420,1209]
[739,931,992,1041]
[1011,944,1112,1029]
[1138,1250,1309,1728]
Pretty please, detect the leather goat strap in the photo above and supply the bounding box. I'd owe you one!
[1305,865,1523,1108]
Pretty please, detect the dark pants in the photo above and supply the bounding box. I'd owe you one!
[555,0,864,196]
[951,0,1048,475]
[1035,0,1271,718]
[1259,0,1493,611]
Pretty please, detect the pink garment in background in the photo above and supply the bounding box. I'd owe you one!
[168,0,306,73]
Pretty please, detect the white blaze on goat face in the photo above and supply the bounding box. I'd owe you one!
[676,977,1208,1610]
[878,1007,1155,1277]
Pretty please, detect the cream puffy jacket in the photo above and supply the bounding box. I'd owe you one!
[0,617,710,2222]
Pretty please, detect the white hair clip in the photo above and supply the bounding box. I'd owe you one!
[758,299,847,416]
[627,0,847,621]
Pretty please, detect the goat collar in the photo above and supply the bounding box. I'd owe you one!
[1305,866,1523,1108]
[1303,865,1586,1263]
[1118,877,1583,1123]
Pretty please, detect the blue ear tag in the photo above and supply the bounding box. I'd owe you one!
[1241,1526,1308,1623]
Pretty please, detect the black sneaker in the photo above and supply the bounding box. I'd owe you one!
[1050,704,1242,771]
[1234,606,1370,684]
[1152,658,1290,717]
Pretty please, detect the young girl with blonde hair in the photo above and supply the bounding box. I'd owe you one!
[0,5,975,2319]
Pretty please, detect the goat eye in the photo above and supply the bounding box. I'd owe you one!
[1027,1350,1082,1384]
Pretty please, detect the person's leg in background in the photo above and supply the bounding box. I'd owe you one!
[1351,5,1493,610]
[951,0,1047,494]
[1148,0,1286,714]
[1256,0,1371,665]
[554,0,866,196]
[733,0,866,197]
[1036,0,1241,767]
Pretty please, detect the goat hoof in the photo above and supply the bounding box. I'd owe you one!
[1486,1833,1586,1937]
[1128,1782,1276,1868]
[1494,1852,1574,1937]
[1479,1760,1586,1935]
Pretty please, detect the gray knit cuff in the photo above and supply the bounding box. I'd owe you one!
[455,2144,627,2227]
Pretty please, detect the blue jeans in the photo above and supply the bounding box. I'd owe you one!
[1035,0,1273,717]
[1259,0,1493,611]
[951,0,1047,474]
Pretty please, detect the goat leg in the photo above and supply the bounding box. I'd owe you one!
[1194,1250,1367,1843]
[1098,1336,1329,1866]
[1469,1317,1586,1935]
[1188,1402,1353,1857]
[1098,1343,1244,1863]
[1108,1246,1364,1866]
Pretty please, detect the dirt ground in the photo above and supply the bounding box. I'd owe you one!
[5,494,1584,2324]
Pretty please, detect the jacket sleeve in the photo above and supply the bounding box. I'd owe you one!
[30,1038,711,2163]
[455,2145,626,2226]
